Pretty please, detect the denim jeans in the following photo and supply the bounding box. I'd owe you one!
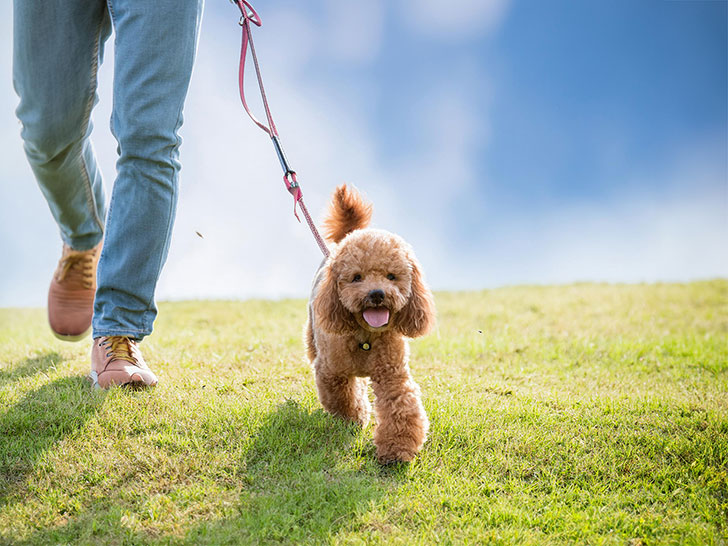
[13,0,204,340]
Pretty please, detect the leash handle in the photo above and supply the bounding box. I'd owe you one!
[235,0,276,136]
[233,0,330,258]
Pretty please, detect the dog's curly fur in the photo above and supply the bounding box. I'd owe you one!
[305,185,436,463]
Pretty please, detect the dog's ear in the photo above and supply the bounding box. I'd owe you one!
[313,264,358,335]
[396,257,436,338]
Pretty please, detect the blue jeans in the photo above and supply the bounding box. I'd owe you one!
[13,0,204,340]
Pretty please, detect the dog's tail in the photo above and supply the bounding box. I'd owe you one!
[323,184,373,244]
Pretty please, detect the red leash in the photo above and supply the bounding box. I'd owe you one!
[232,0,330,258]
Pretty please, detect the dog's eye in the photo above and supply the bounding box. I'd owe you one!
[387,273,396,281]
[352,274,362,282]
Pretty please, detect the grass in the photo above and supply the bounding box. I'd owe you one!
[0,281,726,545]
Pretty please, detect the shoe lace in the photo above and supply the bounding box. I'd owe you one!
[56,250,96,289]
[102,337,138,364]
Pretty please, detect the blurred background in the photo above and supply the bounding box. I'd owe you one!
[1,0,726,307]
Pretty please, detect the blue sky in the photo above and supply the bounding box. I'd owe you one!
[1,0,726,306]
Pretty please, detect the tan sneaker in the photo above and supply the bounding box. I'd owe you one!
[48,243,101,341]
[90,336,158,389]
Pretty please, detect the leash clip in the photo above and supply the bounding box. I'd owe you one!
[285,172,303,222]
[273,135,302,222]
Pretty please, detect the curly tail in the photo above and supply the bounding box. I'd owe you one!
[323,185,372,244]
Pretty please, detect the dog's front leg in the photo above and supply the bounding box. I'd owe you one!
[371,365,429,464]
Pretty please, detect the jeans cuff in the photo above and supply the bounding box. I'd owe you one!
[91,329,148,341]
[65,233,104,252]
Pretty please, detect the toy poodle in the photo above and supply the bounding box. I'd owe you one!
[305,185,436,463]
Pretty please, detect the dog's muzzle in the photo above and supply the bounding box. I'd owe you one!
[365,289,385,306]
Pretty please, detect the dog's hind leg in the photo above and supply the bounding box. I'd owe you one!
[314,368,370,427]
[304,316,317,363]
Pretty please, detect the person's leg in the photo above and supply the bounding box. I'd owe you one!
[92,0,204,340]
[13,0,110,252]
[14,0,112,340]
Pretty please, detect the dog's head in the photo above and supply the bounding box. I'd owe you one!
[313,229,435,337]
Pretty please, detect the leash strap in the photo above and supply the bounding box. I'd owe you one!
[233,0,330,258]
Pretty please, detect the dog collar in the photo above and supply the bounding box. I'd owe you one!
[359,342,371,351]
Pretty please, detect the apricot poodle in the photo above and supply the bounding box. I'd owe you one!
[305,185,436,463]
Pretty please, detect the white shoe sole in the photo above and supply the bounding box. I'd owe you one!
[51,325,91,342]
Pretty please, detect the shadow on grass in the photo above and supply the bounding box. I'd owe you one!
[183,399,402,544]
[0,374,105,509]
[0,351,63,387]
[4,396,410,544]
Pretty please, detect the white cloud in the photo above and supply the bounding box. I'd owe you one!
[399,0,511,40]
[441,161,728,290]
[322,0,385,63]
[250,6,317,72]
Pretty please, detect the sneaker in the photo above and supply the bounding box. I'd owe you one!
[48,243,101,341]
[90,336,158,389]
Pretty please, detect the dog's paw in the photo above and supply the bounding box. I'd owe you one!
[375,445,417,465]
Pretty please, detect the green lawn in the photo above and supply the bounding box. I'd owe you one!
[0,281,726,545]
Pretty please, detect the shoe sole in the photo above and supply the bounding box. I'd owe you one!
[87,371,158,390]
[51,326,91,342]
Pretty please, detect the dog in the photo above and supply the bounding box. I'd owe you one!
[305,185,436,463]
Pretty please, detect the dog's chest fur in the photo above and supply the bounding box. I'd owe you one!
[314,330,407,380]
[347,336,380,377]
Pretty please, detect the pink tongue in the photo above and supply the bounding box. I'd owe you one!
[363,308,390,328]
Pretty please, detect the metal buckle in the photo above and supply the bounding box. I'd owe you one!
[233,0,262,27]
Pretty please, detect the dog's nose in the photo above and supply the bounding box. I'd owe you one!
[367,289,385,305]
